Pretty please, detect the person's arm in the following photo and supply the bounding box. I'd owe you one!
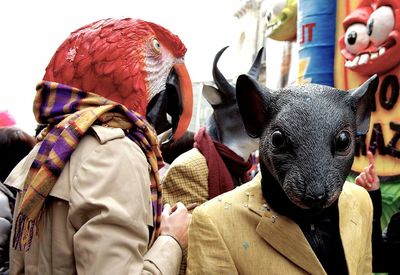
[0,191,11,273]
[69,137,184,274]
[384,208,400,274]
[355,151,387,272]
[368,189,387,272]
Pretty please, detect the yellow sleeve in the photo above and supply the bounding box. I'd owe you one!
[187,205,238,275]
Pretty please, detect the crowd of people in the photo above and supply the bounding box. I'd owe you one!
[0,114,36,274]
[0,17,399,275]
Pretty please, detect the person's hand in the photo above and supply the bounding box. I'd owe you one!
[355,150,380,191]
[160,202,192,249]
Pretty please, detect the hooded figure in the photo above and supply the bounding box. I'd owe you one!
[5,18,193,275]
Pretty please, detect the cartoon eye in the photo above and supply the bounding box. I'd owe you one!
[271,130,286,148]
[334,131,351,152]
[266,0,287,18]
[367,6,394,46]
[272,0,286,17]
[152,38,161,53]
[344,23,369,54]
[267,11,272,22]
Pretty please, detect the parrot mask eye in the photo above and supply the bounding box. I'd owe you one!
[152,38,161,53]
[146,68,182,138]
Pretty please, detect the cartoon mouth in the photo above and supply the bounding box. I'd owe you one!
[266,21,280,35]
[344,37,395,68]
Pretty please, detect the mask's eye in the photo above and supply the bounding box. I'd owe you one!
[152,38,161,53]
[271,130,286,148]
[344,23,369,54]
[367,6,394,46]
[334,131,351,152]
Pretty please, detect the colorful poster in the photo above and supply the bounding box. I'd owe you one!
[335,0,400,226]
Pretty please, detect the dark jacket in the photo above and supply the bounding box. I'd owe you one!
[0,181,15,275]
[370,190,400,275]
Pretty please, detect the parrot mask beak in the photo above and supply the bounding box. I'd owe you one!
[146,63,193,143]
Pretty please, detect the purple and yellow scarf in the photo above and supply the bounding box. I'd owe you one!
[14,81,164,250]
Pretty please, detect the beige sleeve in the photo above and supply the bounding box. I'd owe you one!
[162,149,209,207]
[69,138,181,275]
[187,206,238,275]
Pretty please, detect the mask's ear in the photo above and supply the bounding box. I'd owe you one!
[202,84,223,106]
[348,74,379,135]
[236,74,271,138]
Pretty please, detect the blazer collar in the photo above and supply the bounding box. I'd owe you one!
[247,177,326,275]
[338,182,362,274]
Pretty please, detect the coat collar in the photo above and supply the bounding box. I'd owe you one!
[247,176,360,275]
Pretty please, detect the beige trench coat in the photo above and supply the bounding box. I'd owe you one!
[6,125,182,275]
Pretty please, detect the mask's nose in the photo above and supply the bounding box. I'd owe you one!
[304,189,326,209]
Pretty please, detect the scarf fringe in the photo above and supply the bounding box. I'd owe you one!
[13,213,36,251]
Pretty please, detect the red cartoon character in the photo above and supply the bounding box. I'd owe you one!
[339,0,400,75]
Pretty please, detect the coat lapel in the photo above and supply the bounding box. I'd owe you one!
[247,179,326,275]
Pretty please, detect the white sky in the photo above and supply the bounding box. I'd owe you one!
[0,0,239,134]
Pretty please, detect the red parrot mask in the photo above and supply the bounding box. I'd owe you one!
[339,0,400,75]
[44,18,193,141]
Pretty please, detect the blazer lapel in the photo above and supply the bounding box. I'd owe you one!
[247,180,326,275]
[338,183,361,275]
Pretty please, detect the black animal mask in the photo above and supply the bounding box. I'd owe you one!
[236,74,378,213]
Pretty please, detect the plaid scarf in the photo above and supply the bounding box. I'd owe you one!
[14,81,164,250]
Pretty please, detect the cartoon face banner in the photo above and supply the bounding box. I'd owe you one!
[335,0,400,178]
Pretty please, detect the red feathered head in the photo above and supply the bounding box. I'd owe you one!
[44,18,193,141]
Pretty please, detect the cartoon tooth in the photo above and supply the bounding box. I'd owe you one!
[353,55,360,65]
[358,54,369,65]
[345,60,353,68]
[370,52,379,59]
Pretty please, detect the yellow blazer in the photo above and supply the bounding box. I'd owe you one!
[187,173,373,275]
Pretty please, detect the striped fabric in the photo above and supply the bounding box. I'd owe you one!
[14,81,164,250]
